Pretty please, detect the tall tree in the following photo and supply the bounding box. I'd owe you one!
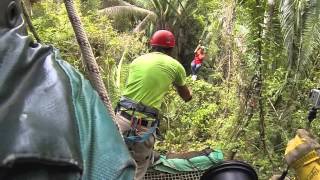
[276,0,320,101]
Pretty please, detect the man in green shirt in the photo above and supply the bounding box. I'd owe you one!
[115,30,192,179]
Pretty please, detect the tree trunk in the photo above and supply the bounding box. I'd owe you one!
[262,0,275,39]
[256,0,274,166]
[255,0,266,154]
[219,0,236,84]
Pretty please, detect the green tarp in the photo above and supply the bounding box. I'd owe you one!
[151,149,223,174]
[0,22,135,179]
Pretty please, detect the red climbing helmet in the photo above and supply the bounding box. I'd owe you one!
[150,30,175,48]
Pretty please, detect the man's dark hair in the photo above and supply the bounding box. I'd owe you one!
[151,46,173,56]
[0,0,22,28]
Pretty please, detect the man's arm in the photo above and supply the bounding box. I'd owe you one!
[194,40,202,53]
[175,85,192,102]
[194,44,201,53]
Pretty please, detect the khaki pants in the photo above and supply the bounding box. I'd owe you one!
[116,113,155,180]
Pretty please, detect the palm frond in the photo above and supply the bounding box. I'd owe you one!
[180,0,195,15]
[99,6,157,20]
[133,14,157,33]
[102,0,132,8]
[177,0,186,13]
[280,0,297,71]
[163,1,170,18]
[116,47,128,89]
[152,0,163,15]
[129,0,150,8]
[298,0,320,75]
[279,0,295,52]
[121,1,132,6]
[163,0,181,16]
[150,0,160,11]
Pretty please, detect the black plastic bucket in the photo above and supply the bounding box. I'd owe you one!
[200,160,258,180]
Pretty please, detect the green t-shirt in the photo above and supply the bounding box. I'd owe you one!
[123,52,186,110]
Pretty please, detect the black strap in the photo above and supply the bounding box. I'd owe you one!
[186,158,201,172]
[186,148,213,172]
[118,97,159,118]
[279,166,289,180]
[201,148,216,165]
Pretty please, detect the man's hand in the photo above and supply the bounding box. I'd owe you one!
[175,85,192,102]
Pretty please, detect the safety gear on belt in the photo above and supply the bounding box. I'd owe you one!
[119,111,158,128]
[150,30,175,48]
[115,97,160,143]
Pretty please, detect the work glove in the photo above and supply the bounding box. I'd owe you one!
[284,129,320,167]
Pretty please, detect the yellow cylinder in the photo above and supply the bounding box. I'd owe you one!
[285,132,320,180]
[291,150,320,180]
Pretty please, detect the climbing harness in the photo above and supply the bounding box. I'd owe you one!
[115,97,160,143]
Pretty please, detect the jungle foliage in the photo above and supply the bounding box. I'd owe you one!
[25,0,320,179]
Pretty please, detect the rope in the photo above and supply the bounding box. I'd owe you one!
[21,0,42,43]
[63,0,122,133]
[199,19,209,43]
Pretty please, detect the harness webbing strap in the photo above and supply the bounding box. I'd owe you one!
[116,97,160,143]
[124,119,159,143]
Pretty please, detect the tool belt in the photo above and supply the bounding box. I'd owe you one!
[119,111,158,128]
[115,97,160,143]
[116,97,159,118]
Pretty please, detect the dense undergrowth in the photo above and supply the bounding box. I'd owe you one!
[31,0,147,103]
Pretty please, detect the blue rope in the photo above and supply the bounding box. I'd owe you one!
[124,126,157,143]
